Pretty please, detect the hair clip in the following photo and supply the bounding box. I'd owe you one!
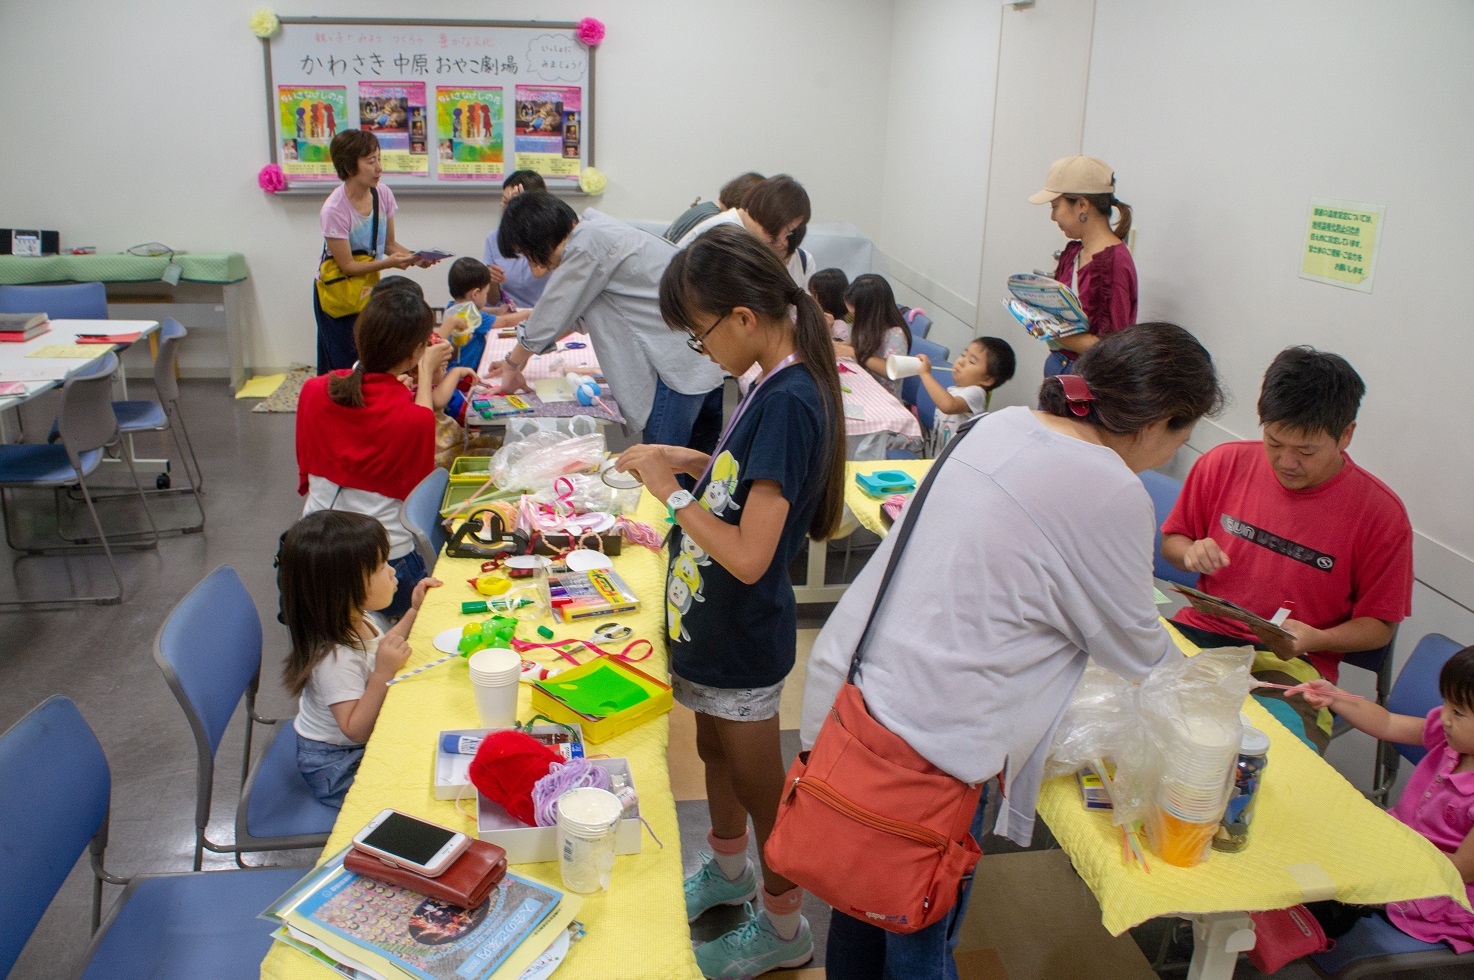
[1056,374,1095,417]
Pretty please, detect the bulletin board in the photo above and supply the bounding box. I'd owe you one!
[262,18,596,194]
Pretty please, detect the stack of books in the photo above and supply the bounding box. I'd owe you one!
[1003,274,1090,341]
[0,312,49,343]
[263,848,581,980]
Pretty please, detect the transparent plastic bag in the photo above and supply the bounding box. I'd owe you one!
[530,473,617,514]
[486,430,606,493]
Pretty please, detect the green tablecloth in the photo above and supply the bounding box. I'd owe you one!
[0,252,247,285]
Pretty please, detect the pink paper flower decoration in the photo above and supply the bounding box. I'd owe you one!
[576,17,605,47]
[258,164,287,194]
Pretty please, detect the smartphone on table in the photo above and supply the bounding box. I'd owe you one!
[351,809,471,878]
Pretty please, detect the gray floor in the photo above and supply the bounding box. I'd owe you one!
[2,379,1469,980]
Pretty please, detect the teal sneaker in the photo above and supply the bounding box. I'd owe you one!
[685,853,758,922]
[694,903,814,979]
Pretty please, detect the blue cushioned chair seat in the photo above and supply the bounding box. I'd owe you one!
[885,449,919,460]
[245,722,339,839]
[1310,912,1454,973]
[80,867,304,980]
[113,400,167,431]
[0,444,101,484]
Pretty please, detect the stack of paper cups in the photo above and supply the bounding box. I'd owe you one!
[1153,715,1240,866]
[555,787,624,893]
[468,648,521,729]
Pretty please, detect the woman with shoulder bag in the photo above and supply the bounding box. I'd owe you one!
[314,129,432,374]
[781,323,1225,980]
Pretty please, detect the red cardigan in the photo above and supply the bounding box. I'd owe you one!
[1053,241,1138,360]
[296,372,435,501]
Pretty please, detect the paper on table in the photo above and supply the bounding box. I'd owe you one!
[0,382,27,396]
[534,377,575,403]
[25,344,99,359]
[75,333,142,344]
[843,402,867,420]
[0,364,75,381]
[235,373,287,399]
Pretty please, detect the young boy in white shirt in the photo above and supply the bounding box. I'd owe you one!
[917,336,1016,449]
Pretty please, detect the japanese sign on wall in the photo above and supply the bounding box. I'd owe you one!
[1300,198,1384,293]
[265,20,594,189]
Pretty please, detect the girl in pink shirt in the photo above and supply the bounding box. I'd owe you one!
[1302,645,1474,950]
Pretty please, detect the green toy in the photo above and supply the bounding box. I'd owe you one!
[457,615,519,655]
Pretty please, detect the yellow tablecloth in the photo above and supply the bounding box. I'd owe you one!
[261,492,701,980]
[844,459,933,537]
[1039,623,1469,936]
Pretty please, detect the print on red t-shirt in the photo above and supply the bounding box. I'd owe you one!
[1161,441,1413,683]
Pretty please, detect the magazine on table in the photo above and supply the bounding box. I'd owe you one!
[1002,273,1090,341]
[262,849,579,980]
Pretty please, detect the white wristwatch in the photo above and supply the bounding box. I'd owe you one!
[666,489,696,512]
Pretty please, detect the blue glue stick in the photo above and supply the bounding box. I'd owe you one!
[441,733,482,755]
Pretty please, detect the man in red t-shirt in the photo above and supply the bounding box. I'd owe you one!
[1161,346,1413,751]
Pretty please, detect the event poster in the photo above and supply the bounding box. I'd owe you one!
[435,87,504,180]
[513,85,581,177]
[359,82,428,175]
[278,86,347,179]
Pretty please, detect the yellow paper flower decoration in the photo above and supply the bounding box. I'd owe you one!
[250,9,281,39]
[578,167,606,195]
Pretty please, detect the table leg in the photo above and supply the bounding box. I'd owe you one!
[791,536,848,604]
[1186,912,1255,980]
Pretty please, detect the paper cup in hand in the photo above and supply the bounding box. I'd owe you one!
[886,354,923,380]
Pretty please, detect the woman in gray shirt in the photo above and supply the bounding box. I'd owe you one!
[802,323,1225,980]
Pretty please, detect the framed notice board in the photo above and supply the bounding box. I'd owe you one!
[262,18,596,194]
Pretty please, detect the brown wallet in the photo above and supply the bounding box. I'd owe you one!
[345,838,508,909]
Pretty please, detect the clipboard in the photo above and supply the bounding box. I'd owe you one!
[1170,584,1295,640]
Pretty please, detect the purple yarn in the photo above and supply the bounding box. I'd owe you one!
[531,758,611,827]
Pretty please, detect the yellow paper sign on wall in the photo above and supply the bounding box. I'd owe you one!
[1300,198,1384,293]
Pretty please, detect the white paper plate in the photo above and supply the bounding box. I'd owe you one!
[518,928,571,980]
[506,555,553,571]
[565,549,615,572]
[433,627,465,654]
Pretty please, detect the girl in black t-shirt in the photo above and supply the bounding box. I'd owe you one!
[615,225,844,978]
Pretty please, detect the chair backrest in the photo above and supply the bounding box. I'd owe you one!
[0,282,108,319]
[402,467,451,571]
[154,566,263,765]
[1138,469,1197,589]
[1387,633,1467,766]
[910,335,950,364]
[0,696,110,976]
[152,318,187,404]
[900,306,932,339]
[914,366,951,432]
[58,351,122,468]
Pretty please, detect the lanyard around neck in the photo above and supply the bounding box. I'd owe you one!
[694,351,800,491]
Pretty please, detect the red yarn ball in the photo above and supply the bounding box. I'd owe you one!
[467,729,562,827]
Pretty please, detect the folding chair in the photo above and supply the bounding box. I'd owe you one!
[0,281,108,319]
[1138,469,1197,589]
[400,466,451,571]
[1309,634,1471,977]
[0,351,158,607]
[0,695,304,979]
[154,566,336,870]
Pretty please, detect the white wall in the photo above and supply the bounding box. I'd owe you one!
[0,0,894,372]
[875,0,1002,360]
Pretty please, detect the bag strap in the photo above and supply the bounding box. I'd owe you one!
[370,186,381,259]
[847,415,979,683]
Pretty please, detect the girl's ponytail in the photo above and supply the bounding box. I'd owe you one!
[790,288,845,539]
[328,360,367,407]
[1111,198,1133,243]
[326,290,435,407]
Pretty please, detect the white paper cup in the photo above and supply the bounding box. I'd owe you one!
[468,648,521,729]
[555,787,623,893]
[885,354,923,380]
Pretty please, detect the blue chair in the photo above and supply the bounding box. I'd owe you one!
[909,334,949,365]
[1328,634,1398,791]
[0,696,304,979]
[0,351,159,607]
[401,466,451,571]
[1138,469,1198,589]
[1368,633,1465,799]
[154,566,335,870]
[0,281,108,319]
[900,306,932,339]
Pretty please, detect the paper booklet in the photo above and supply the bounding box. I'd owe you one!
[262,849,579,980]
[1169,584,1296,641]
[1003,273,1090,341]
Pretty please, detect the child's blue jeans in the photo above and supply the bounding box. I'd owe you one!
[296,731,366,809]
[823,786,989,980]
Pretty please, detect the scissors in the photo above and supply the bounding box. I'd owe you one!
[512,621,652,666]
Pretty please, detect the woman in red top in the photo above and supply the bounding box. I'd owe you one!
[296,288,449,619]
[1029,155,1137,378]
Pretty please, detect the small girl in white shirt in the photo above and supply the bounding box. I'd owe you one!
[279,510,438,807]
[917,336,1016,449]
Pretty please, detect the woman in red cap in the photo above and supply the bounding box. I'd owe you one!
[1029,155,1137,378]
